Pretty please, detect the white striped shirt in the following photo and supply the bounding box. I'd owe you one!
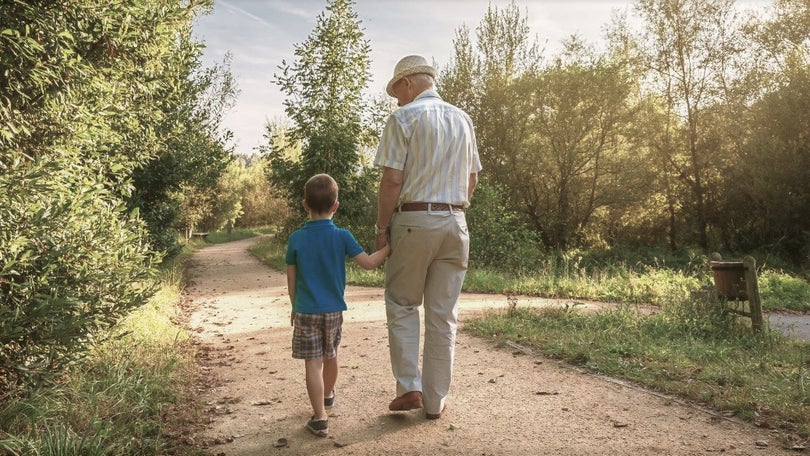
[374,90,482,207]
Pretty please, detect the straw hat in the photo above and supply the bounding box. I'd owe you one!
[386,55,436,97]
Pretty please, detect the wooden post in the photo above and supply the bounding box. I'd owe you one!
[743,256,764,334]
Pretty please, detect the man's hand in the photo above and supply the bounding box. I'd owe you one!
[290,311,295,327]
[375,231,389,251]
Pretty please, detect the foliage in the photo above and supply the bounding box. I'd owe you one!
[0,0,211,397]
[465,181,543,272]
[0,254,201,455]
[434,1,810,266]
[0,159,159,397]
[231,154,292,229]
[198,159,246,232]
[440,4,641,251]
[519,43,640,249]
[128,47,236,253]
[265,0,380,237]
[721,55,810,264]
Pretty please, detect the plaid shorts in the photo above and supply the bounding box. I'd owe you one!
[292,311,343,360]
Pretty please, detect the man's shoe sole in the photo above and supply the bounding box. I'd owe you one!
[389,400,423,411]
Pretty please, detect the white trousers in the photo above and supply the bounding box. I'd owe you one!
[384,210,469,415]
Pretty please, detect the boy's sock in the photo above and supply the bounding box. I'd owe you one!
[324,388,336,408]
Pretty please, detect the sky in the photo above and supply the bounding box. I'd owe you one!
[192,0,766,154]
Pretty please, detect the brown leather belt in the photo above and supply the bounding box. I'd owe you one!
[398,202,464,212]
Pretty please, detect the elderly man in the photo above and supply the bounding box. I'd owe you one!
[374,55,482,420]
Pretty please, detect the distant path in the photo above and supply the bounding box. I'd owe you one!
[183,236,798,455]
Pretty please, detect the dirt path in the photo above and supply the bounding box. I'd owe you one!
[184,236,796,455]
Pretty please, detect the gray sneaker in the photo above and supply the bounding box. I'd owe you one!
[306,417,328,437]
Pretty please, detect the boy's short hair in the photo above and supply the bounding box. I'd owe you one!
[304,174,338,213]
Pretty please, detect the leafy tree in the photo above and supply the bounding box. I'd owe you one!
[0,0,214,396]
[631,0,746,251]
[720,0,810,264]
[128,49,236,252]
[439,2,544,256]
[235,154,292,229]
[441,2,540,193]
[442,4,637,250]
[521,40,639,249]
[267,0,378,235]
[465,182,542,271]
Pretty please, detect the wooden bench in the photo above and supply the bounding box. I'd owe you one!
[191,232,209,241]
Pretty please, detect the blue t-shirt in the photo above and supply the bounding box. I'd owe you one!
[285,219,364,313]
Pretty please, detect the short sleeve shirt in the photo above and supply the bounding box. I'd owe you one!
[285,219,364,313]
[374,89,483,206]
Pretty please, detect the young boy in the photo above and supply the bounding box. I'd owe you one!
[285,173,390,437]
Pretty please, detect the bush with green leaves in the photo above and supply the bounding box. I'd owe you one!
[466,182,543,272]
[0,0,216,398]
[1,159,158,397]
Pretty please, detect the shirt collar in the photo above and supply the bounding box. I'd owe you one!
[305,218,334,228]
[414,89,441,102]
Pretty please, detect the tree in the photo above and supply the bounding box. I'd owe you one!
[442,4,637,250]
[631,0,745,251]
[0,0,216,396]
[441,2,540,192]
[235,154,292,228]
[531,41,639,249]
[128,49,236,252]
[719,0,810,263]
[266,0,377,234]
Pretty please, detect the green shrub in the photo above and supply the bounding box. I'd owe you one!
[466,182,543,272]
[0,159,159,398]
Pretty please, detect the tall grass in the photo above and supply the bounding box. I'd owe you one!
[0,249,203,456]
[250,235,810,312]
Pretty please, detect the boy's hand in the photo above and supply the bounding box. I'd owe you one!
[290,311,295,327]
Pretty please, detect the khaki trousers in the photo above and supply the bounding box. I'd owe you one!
[384,209,469,415]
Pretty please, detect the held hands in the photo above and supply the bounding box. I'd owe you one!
[375,232,390,253]
[290,310,295,327]
[374,225,390,253]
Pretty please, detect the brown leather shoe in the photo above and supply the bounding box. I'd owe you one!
[425,404,447,420]
[388,391,423,411]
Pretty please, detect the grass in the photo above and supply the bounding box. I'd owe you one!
[0,246,205,456]
[251,235,810,312]
[190,226,273,245]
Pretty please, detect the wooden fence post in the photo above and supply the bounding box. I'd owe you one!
[743,256,764,334]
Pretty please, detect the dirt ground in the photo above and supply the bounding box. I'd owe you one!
[183,236,802,456]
